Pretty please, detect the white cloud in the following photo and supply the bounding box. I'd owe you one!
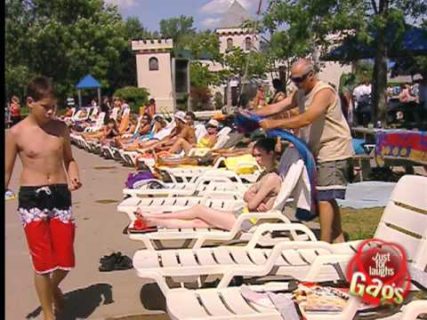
[201,17,221,28]
[104,0,137,9]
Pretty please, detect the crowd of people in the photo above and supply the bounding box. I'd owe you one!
[339,76,427,128]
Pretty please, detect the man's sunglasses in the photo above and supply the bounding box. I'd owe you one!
[291,71,312,83]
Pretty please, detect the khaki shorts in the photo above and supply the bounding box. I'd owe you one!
[316,158,353,201]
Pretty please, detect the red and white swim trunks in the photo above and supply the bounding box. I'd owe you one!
[18,184,75,274]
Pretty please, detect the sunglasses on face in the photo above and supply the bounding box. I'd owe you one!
[291,71,312,84]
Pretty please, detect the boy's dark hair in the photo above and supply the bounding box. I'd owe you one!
[253,138,276,153]
[27,76,55,101]
[186,111,196,120]
[149,98,155,104]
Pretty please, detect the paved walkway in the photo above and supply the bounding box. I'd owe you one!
[6,147,168,319]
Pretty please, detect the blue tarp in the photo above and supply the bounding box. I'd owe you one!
[76,75,101,89]
[337,181,396,209]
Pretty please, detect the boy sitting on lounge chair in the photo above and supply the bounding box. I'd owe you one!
[138,138,280,231]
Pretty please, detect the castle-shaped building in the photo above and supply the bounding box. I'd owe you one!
[132,0,350,112]
[132,0,261,112]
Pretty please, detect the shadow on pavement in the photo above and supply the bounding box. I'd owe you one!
[26,283,113,320]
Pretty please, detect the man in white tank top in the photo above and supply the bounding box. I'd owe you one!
[255,58,354,244]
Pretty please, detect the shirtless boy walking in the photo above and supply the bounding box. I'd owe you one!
[5,76,82,319]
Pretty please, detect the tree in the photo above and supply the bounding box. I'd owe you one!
[159,15,196,43]
[6,0,130,103]
[179,31,222,62]
[124,17,151,40]
[223,47,268,80]
[263,0,427,125]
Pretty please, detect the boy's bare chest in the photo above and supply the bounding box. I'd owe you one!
[18,129,64,158]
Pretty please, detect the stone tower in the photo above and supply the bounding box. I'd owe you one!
[132,39,175,113]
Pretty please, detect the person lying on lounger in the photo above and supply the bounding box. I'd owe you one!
[167,119,220,155]
[81,118,119,142]
[113,114,153,148]
[137,138,281,231]
[127,111,196,152]
[155,141,256,167]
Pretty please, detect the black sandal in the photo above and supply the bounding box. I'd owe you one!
[113,255,133,271]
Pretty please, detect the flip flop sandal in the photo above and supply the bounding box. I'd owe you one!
[128,226,158,234]
[99,258,116,272]
[113,255,133,271]
[128,218,158,234]
[100,252,122,264]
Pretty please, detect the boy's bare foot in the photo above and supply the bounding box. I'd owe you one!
[53,287,65,313]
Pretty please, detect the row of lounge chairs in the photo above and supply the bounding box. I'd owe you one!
[67,110,426,319]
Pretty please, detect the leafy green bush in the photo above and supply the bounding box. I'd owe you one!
[114,86,150,113]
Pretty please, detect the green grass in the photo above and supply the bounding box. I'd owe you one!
[341,207,384,240]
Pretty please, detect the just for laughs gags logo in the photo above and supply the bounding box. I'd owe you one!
[346,239,411,305]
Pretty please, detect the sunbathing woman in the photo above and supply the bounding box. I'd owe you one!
[133,111,196,153]
[139,138,281,231]
[114,114,153,148]
[82,118,119,142]
[168,119,220,155]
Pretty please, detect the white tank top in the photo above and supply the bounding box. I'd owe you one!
[296,81,354,162]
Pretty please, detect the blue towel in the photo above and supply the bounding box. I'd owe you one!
[235,113,318,220]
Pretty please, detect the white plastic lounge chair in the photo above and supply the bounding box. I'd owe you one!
[122,169,251,198]
[83,112,106,133]
[110,107,119,121]
[119,121,176,167]
[156,155,262,184]
[195,123,208,142]
[70,134,93,151]
[100,114,145,159]
[117,158,285,221]
[121,124,230,167]
[119,193,245,224]
[71,107,90,122]
[132,175,427,294]
[166,279,427,320]
[158,175,427,319]
[89,106,99,121]
[121,159,308,250]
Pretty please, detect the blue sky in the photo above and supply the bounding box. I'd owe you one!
[105,0,267,31]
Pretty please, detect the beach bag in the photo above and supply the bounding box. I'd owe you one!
[125,171,156,189]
